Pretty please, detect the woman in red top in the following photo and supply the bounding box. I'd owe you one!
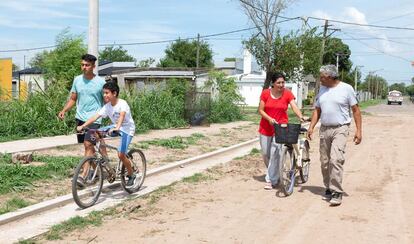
[259,72,304,190]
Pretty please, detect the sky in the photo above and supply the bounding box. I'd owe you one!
[0,0,413,84]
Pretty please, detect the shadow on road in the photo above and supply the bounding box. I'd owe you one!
[252,174,267,182]
[298,185,349,197]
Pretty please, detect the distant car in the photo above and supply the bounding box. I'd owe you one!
[387,90,403,105]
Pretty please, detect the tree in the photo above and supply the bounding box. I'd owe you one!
[406,84,414,96]
[159,39,213,68]
[323,38,352,73]
[12,63,20,72]
[99,46,136,62]
[244,28,321,81]
[137,57,155,68]
[389,82,406,94]
[32,29,87,89]
[361,74,388,98]
[411,76,414,84]
[29,50,50,68]
[240,0,296,88]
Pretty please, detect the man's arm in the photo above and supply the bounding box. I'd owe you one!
[351,104,362,145]
[307,107,321,141]
[58,92,77,120]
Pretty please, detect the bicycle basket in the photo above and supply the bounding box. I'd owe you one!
[274,123,301,144]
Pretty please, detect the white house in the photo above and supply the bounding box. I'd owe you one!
[226,50,308,108]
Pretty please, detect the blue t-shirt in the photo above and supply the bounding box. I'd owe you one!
[70,75,106,123]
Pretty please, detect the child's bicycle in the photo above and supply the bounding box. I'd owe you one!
[274,123,311,196]
[72,128,146,209]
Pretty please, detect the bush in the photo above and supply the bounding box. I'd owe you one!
[204,71,244,123]
[0,81,75,142]
[122,79,189,132]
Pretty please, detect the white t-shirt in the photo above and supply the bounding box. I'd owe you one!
[315,82,358,126]
[98,99,136,136]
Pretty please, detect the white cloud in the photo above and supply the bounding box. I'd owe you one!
[313,7,398,53]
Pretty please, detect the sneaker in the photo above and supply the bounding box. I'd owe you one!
[322,189,332,200]
[126,174,136,187]
[329,192,343,206]
[76,176,86,188]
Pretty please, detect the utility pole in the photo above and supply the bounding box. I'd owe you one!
[314,20,339,102]
[315,20,328,97]
[88,0,99,74]
[354,65,363,92]
[196,33,200,69]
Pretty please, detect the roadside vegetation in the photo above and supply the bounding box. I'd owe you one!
[134,133,205,150]
[0,154,80,195]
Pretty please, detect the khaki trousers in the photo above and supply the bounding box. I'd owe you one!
[319,124,350,193]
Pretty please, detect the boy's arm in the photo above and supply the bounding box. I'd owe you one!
[114,112,126,131]
[77,114,101,131]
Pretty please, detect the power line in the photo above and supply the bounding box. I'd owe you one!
[342,32,412,62]
[370,11,414,24]
[0,18,297,53]
[339,31,413,46]
[239,2,414,31]
[307,16,414,31]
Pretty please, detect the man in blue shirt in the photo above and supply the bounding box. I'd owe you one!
[58,54,106,157]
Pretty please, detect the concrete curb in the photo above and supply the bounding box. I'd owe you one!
[0,138,259,226]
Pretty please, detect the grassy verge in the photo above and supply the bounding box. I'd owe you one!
[133,133,205,149]
[359,99,384,109]
[0,197,31,215]
[26,147,262,242]
[0,154,80,194]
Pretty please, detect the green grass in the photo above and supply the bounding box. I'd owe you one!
[359,99,384,109]
[134,133,205,150]
[0,154,81,194]
[17,240,37,244]
[249,148,261,155]
[45,210,115,240]
[0,197,30,214]
[182,173,212,183]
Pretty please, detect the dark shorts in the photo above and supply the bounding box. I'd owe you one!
[75,119,100,144]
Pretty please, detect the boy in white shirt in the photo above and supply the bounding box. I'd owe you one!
[77,82,136,186]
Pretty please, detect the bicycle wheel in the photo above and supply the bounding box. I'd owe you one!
[120,149,147,194]
[72,156,104,209]
[299,141,310,184]
[279,146,296,196]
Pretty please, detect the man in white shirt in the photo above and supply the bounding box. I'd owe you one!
[307,65,362,206]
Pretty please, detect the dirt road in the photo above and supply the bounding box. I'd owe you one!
[45,101,414,244]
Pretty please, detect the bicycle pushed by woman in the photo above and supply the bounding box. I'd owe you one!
[72,82,146,208]
[258,72,310,196]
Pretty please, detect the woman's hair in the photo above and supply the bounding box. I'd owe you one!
[270,72,286,86]
[103,81,120,97]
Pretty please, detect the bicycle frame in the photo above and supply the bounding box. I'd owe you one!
[92,132,124,182]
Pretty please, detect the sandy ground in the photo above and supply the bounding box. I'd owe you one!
[39,101,414,244]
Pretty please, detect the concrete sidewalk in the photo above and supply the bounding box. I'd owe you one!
[0,121,253,154]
